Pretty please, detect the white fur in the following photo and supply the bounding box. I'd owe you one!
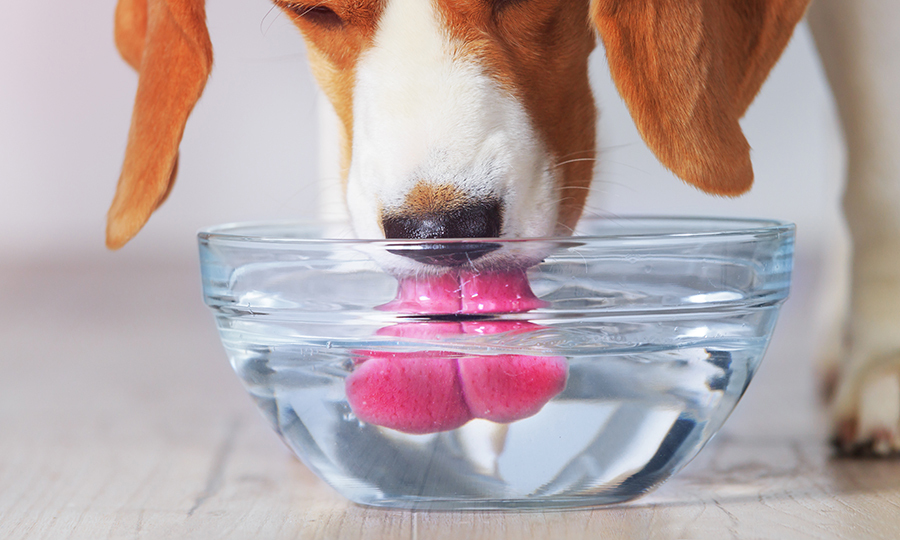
[857,372,900,453]
[345,0,558,240]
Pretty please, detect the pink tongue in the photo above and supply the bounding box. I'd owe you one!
[458,354,568,424]
[382,269,548,315]
[346,354,473,434]
[347,269,567,434]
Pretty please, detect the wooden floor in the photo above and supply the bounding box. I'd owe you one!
[2,253,899,540]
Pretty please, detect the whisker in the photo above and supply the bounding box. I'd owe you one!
[555,149,598,161]
[578,206,624,221]
[261,5,281,36]
[599,158,660,176]
[596,142,639,153]
[553,157,599,169]
[298,2,330,17]
[554,221,576,235]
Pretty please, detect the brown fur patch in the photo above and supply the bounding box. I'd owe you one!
[401,182,470,216]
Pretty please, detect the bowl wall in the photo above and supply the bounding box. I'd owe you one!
[199,217,794,509]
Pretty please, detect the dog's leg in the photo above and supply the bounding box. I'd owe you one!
[809,1,900,455]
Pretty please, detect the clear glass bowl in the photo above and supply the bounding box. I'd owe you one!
[198,216,794,510]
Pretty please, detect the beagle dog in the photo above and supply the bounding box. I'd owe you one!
[106,0,900,455]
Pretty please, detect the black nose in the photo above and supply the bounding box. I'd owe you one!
[382,200,502,240]
[382,200,503,266]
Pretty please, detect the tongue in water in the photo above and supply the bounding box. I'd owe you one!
[347,269,567,435]
[382,269,548,315]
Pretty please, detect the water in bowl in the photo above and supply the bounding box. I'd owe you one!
[215,275,778,509]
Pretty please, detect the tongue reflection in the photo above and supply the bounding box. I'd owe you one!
[347,270,567,435]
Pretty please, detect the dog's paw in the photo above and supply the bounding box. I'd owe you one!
[831,363,900,457]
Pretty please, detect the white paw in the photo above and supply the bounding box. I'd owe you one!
[832,363,900,456]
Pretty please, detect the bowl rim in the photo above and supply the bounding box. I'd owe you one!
[197,215,795,246]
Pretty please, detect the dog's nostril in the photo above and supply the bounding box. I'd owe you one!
[383,200,503,266]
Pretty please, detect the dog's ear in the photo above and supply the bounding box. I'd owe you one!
[107,0,212,249]
[591,0,809,195]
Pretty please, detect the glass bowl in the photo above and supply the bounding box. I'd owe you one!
[198,216,794,510]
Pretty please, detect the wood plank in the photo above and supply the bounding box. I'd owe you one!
[2,256,899,540]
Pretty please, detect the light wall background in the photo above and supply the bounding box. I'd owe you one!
[1,1,846,273]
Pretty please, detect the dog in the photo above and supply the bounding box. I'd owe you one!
[106,0,900,456]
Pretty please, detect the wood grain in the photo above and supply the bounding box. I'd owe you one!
[2,254,899,540]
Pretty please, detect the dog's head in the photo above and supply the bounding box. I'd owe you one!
[106,0,809,250]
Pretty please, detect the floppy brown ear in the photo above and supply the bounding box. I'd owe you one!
[107,0,213,249]
[591,0,809,195]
